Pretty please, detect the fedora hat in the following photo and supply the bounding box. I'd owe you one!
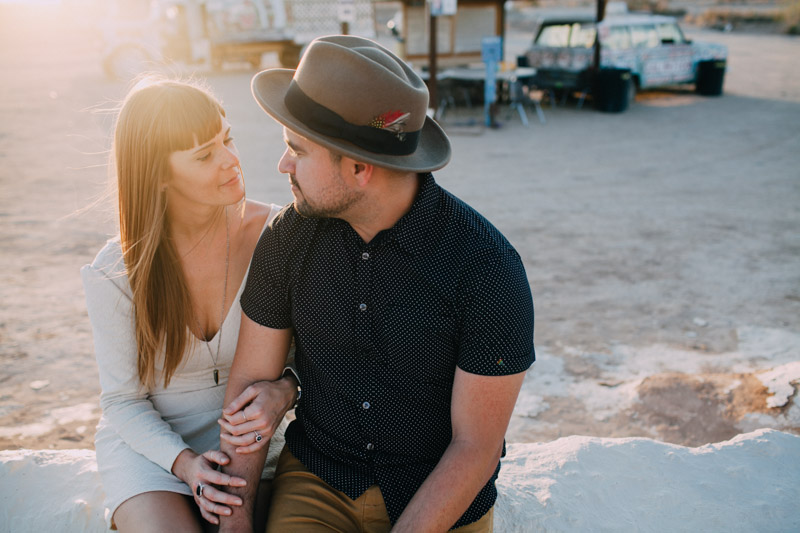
[251,35,451,172]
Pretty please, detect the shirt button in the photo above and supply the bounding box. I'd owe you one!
[359,303,367,311]
[366,443,375,451]
[361,252,370,260]
[362,401,371,410]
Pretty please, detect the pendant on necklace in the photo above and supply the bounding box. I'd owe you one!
[214,369,219,385]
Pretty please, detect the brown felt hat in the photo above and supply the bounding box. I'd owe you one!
[251,35,451,172]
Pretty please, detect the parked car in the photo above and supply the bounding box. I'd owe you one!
[100,0,302,80]
[522,7,728,109]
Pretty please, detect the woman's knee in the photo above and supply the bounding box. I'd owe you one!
[113,491,202,533]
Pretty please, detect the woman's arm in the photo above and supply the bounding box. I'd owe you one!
[82,245,248,525]
[81,256,189,472]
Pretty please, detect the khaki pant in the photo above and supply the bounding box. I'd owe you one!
[265,447,494,533]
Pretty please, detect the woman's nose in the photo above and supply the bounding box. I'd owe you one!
[221,145,239,169]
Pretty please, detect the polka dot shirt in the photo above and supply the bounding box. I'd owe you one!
[241,173,535,528]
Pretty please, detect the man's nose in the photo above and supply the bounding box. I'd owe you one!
[278,149,294,174]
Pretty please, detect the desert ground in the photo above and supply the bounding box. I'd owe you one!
[0,3,798,455]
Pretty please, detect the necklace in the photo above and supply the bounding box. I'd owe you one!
[193,207,230,385]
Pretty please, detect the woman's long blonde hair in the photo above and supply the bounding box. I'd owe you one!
[114,77,225,388]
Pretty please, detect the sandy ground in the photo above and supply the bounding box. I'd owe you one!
[1,4,798,452]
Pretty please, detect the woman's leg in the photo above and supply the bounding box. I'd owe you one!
[113,491,203,533]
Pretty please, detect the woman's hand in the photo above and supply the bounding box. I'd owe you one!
[171,448,247,525]
[218,375,298,454]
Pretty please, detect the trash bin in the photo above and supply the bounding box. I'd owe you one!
[695,59,726,96]
[593,67,632,113]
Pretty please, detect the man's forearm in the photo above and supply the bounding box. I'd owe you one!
[391,439,502,533]
[218,379,270,533]
[218,318,293,531]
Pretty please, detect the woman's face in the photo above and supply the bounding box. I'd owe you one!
[166,116,244,210]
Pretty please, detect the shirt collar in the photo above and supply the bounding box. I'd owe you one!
[390,173,441,256]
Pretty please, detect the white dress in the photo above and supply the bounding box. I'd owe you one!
[81,205,287,528]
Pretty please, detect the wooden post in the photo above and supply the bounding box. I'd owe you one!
[337,0,352,35]
[428,13,438,115]
[594,0,606,70]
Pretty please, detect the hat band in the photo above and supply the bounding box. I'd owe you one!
[285,82,420,156]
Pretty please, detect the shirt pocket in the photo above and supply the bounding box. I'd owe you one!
[379,305,458,386]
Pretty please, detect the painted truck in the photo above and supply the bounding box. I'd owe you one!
[523,10,728,102]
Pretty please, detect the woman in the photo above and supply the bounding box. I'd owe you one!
[81,77,296,531]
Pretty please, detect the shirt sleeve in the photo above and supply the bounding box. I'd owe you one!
[240,206,296,329]
[457,245,535,376]
[80,244,189,473]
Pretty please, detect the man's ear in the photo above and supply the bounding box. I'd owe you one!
[350,160,374,187]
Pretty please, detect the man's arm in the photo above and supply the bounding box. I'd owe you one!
[218,313,292,533]
[391,368,526,533]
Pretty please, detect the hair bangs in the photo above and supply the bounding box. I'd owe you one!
[156,83,225,154]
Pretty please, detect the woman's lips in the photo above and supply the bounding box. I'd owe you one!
[221,174,240,187]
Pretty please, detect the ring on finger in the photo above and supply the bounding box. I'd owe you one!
[196,483,204,498]
[241,412,248,423]
[254,431,263,443]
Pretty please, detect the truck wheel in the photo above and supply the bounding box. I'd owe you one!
[696,60,726,96]
[593,68,633,113]
[627,77,637,107]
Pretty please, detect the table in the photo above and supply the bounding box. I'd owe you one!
[438,66,536,82]
[419,67,545,126]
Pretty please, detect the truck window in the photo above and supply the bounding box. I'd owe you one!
[536,24,571,47]
[630,24,659,48]
[603,25,631,50]
[656,23,684,44]
[569,23,596,48]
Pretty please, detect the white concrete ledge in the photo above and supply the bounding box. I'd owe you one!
[495,429,800,532]
[2,429,798,532]
[0,448,105,532]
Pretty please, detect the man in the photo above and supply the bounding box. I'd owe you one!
[219,35,534,532]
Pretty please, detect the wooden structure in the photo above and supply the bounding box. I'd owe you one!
[382,0,507,67]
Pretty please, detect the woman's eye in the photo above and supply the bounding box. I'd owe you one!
[224,136,234,145]
[198,153,211,162]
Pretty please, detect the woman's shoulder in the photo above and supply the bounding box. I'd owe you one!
[80,236,132,301]
[246,199,284,220]
[83,236,125,277]
[243,199,286,234]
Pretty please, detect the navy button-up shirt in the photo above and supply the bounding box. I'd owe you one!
[242,173,534,528]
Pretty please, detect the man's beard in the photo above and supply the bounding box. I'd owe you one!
[290,173,362,219]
